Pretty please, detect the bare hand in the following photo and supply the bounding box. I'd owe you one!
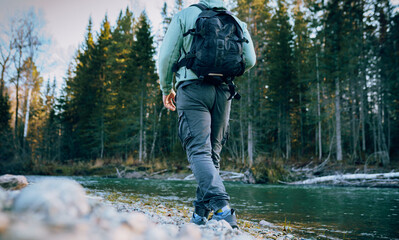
[163,89,176,111]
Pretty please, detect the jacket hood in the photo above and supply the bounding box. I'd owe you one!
[199,0,225,9]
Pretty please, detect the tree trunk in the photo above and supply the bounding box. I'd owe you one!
[14,47,24,151]
[247,70,253,166]
[286,126,291,160]
[360,85,366,152]
[23,87,32,138]
[359,3,366,153]
[335,76,343,161]
[372,117,377,156]
[100,116,104,159]
[150,107,165,160]
[0,53,11,95]
[299,90,304,155]
[15,72,20,138]
[240,99,245,165]
[143,126,147,161]
[248,121,253,166]
[278,105,282,156]
[316,53,322,160]
[350,75,357,160]
[139,89,144,163]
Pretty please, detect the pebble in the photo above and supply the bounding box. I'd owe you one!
[260,220,275,228]
[178,223,202,240]
[12,179,90,221]
[0,175,28,190]
[123,212,150,234]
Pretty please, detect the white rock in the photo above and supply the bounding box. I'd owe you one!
[161,224,179,238]
[259,220,275,228]
[3,215,49,240]
[205,219,220,229]
[145,227,169,240]
[0,174,28,190]
[219,219,233,230]
[123,212,150,234]
[109,224,135,240]
[12,179,90,221]
[178,223,201,240]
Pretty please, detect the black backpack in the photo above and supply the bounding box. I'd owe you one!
[173,4,249,100]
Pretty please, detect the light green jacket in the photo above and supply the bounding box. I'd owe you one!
[158,0,256,95]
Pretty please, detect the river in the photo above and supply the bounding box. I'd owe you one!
[27,176,399,239]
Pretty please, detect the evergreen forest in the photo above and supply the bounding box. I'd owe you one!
[1,0,398,181]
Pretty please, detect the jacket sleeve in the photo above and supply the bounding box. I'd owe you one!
[158,14,184,95]
[241,22,256,71]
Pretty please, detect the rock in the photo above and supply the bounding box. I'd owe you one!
[259,220,275,228]
[244,169,256,184]
[219,219,233,230]
[0,174,28,190]
[206,219,220,229]
[109,224,135,240]
[90,204,121,230]
[178,223,201,240]
[145,227,169,240]
[3,190,19,210]
[161,224,179,238]
[3,215,49,240]
[0,212,10,233]
[122,212,150,234]
[0,187,7,210]
[124,171,147,179]
[12,179,90,221]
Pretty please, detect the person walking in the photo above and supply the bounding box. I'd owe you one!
[158,0,256,228]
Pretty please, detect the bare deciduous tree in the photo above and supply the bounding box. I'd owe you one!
[8,9,42,145]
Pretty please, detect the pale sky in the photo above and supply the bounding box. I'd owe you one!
[0,0,197,92]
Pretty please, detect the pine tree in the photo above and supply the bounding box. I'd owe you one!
[58,64,76,162]
[265,0,295,159]
[324,0,344,161]
[65,18,97,159]
[233,0,271,165]
[106,8,135,158]
[293,0,312,155]
[128,12,157,162]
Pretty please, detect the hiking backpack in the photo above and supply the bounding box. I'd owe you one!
[173,4,249,100]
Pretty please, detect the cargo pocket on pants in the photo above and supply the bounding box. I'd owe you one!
[178,111,192,151]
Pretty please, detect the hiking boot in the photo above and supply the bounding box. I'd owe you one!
[212,208,239,229]
[190,212,208,225]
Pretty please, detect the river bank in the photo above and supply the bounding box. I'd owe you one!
[5,158,398,187]
[115,168,399,188]
[0,175,300,240]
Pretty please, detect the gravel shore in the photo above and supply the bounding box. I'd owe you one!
[0,177,301,240]
[89,189,299,240]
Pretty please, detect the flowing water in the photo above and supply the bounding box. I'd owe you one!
[28,176,399,239]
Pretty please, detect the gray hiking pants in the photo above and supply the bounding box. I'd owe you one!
[176,80,231,216]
